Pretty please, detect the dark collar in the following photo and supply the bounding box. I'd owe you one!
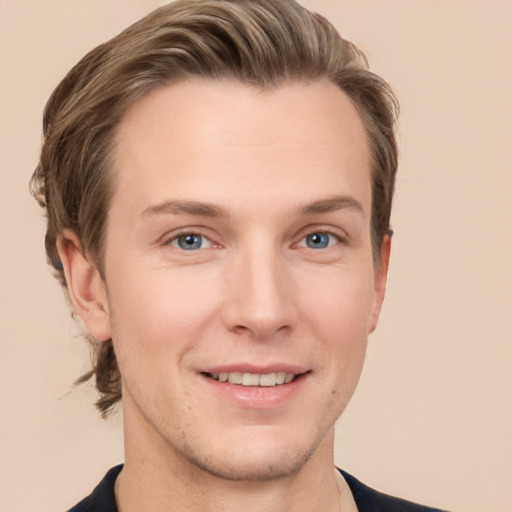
[68,464,448,512]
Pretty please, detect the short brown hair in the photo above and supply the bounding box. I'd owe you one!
[31,0,399,416]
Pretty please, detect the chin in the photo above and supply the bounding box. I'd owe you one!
[169,425,329,482]
[181,446,313,482]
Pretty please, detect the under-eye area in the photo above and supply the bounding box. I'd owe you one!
[204,371,310,387]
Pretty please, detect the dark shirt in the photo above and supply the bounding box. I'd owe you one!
[67,464,449,512]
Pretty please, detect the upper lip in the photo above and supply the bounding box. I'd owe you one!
[198,363,310,375]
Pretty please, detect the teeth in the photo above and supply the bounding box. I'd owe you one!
[242,373,260,386]
[259,373,276,387]
[227,372,242,384]
[209,371,297,386]
[276,372,286,384]
[284,373,294,383]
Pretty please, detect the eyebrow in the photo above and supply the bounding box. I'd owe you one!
[141,200,228,218]
[298,195,364,216]
[141,195,364,219]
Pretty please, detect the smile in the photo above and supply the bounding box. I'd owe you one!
[207,371,297,387]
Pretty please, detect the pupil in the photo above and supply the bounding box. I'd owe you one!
[179,234,201,250]
[307,233,328,249]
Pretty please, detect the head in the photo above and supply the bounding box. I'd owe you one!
[31,0,398,421]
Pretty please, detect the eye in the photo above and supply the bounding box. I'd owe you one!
[169,233,212,251]
[298,232,340,249]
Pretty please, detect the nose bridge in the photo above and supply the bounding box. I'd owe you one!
[222,236,295,340]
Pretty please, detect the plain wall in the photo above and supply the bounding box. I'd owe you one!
[1,1,510,511]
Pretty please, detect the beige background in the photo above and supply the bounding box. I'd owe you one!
[1,1,511,511]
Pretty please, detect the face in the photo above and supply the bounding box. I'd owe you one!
[94,79,389,480]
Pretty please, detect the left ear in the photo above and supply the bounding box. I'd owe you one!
[369,233,391,334]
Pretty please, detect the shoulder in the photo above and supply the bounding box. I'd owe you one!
[66,465,123,512]
[338,469,450,512]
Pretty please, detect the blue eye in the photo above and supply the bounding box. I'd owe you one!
[302,232,338,249]
[171,234,211,251]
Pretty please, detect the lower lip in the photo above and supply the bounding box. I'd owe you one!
[200,372,310,409]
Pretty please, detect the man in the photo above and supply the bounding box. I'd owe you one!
[31,0,447,510]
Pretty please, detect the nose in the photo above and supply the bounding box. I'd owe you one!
[220,241,297,341]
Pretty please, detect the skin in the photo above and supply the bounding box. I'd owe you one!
[58,79,390,512]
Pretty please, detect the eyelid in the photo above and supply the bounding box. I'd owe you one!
[169,234,212,250]
[293,225,348,247]
[158,224,347,250]
[161,226,220,249]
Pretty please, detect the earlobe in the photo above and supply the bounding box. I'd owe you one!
[56,229,111,341]
[369,233,392,334]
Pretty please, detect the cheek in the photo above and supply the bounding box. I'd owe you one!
[300,265,376,340]
[300,265,374,392]
[106,265,223,356]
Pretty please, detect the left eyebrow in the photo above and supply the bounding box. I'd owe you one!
[298,195,365,216]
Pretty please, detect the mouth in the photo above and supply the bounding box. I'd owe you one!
[205,371,301,387]
[200,367,311,408]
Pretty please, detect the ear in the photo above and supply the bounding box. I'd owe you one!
[368,232,392,334]
[56,229,111,341]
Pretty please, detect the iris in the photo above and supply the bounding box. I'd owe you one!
[305,233,331,249]
[177,234,203,250]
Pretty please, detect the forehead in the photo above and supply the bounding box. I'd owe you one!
[111,79,371,215]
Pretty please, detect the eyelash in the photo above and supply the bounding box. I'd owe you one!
[295,229,342,250]
[163,226,346,252]
[166,231,214,251]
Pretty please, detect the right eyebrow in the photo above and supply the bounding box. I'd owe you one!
[141,200,228,218]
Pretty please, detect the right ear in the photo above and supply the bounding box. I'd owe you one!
[56,229,111,342]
